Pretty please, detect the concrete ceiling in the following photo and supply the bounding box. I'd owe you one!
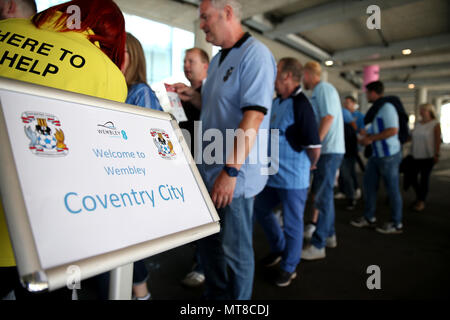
[115,0,450,113]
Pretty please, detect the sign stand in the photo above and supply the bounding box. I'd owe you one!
[0,78,220,298]
[108,264,133,300]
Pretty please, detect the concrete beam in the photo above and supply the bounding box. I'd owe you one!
[240,0,299,20]
[333,34,450,63]
[277,34,332,61]
[383,76,450,88]
[173,0,299,20]
[389,90,450,98]
[338,53,450,72]
[244,14,274,32]
[116,0,198,32]
[264,0,422,39]
[379,63,450,80]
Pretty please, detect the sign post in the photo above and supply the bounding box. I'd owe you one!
[109,263,133,300]
[0,77,219,299]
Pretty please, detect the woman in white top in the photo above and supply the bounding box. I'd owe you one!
[410,103,442,211]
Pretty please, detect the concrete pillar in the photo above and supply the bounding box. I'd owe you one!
[321,70,328,82]
[359,65,380,114]
[358,91,369,114]
[415,87,428,120]
[435,97,443,119]
[194,19,212,60]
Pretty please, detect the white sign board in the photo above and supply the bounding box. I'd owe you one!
[0,78,219,291]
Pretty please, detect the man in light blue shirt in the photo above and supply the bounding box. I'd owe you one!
[351,81,403,234]
[301,61,345,261]
[254,58,321,287]
[175,0,276,300]
[342,107,354,125]
[344,96,365,133]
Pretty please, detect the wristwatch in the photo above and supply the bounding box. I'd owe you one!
[223,165,239,177]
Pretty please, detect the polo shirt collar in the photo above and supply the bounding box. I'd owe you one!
[276,85,303,101]
[219,32,252,66]
[291,85,303,97]
[232,32,251,49]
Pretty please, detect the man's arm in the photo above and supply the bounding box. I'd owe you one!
[434,122,442,164]
[318,114,334,141]
[211,110,265,209]
[360,127,398,146]
[306,147,321,170]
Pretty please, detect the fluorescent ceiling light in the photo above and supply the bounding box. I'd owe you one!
[402,49,412,55]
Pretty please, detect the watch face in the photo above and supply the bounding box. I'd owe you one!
[225,166,239,177]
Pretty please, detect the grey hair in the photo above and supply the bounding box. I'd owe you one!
[201,0,243,20]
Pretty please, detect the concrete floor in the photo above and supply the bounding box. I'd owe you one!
[73,145,450,300]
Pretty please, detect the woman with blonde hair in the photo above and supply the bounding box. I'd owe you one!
[122,32,163,111]
[410,103,442,211]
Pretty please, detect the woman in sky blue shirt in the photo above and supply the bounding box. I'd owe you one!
[123,33,163,111]
[119,32,162,300]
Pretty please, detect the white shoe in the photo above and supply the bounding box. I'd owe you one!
[181,271,205,287]
[326,234,337,248]
[301,245,326,261]
[376,222,403,234]
[334,192,346,200]
[304,224,316,240]
[133,292,152,300]
[355,189,362,200]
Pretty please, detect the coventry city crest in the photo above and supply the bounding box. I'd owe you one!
[150,128,176,160]
[22,111,69,157]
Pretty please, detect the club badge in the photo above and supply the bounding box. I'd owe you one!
[22,111,68,157]
[150,128,176,160]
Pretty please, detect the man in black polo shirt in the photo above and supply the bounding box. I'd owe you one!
[178,48,209,156]
[178,48,209,287]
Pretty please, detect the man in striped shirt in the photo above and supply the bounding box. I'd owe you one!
[350,81,403,234]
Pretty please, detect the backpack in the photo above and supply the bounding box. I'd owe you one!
[364,96,410,144]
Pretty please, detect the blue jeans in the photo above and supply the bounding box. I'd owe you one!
[311,153,343,249]
[363,152,403,225]
[193,247,204,274]
[133,260,149,285]
[254,186,307,273]
[198,196,255,300]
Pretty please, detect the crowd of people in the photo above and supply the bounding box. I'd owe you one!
[0,0,443,300]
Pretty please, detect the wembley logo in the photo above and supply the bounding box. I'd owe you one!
[97,121,128,140]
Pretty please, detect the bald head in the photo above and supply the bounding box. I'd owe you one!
[302,61,322,90]
[0,0,36,20]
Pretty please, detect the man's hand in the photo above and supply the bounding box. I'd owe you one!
[306,147,321,171]
[173,83,202,109]
[433,154,440,165]
[210,110,264,209]
[359,128,397,146]
[359,135,372,146]
[211,170,237,209]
